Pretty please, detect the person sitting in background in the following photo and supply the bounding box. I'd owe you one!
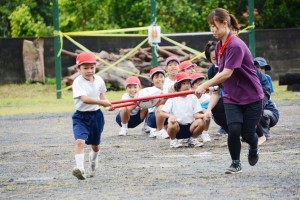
[163,56,180,93]
[116,76,149,136]
[161,72,205,148]
[256,99,279,143]
[179,60,196,75]
[254,57,274,93]
[190,73,212,143]
[205,40,227,135]
[147,67,169,139]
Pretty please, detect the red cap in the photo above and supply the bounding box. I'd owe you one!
[149,67,165,79]
[189,73,205,84]
[76,52,97,66]
[125,76,141,87]
[180,60,196,71]
[165,56,180,66]
[174,72,192,83]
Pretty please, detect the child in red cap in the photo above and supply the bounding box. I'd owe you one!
[115,76,149,136]
[180,60,196,75]
[147,67,169,139]
[72,52,111,180]
[190,73,212,143]
[160,72,205,148]
[164,56,180,93]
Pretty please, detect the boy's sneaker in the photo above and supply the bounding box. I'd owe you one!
[149,128,157,138]
[178,138,189,145]
[89,151,99,171]
[225,160,242,174]
[118,127,128,136]
[72,167,86,180]
[188,137,204,147]
[170,139,183,148]
[248,148,259,166]
[201,133,212,143]
[87,152,99,178]
[156,129,169,139]
[142,124,151,134]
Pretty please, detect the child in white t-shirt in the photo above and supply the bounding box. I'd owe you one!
[147,67,169,139]
[163,56,180,93]
[160,72,205,148]
[190,73,212,143]
[116,76,149,136]
[72,52,111,180]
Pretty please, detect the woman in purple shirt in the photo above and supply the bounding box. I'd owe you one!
[196,8,264,174]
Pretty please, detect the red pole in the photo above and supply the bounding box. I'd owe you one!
[110,86,218,105]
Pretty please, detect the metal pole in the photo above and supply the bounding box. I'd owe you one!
[52,0,62,99]
[248,0,256,57]
[150,0,158,67]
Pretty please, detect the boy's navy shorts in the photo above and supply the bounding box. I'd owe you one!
[72,109,104,145]
[147,112,168,128]
[116,110,143,128]
[176,124,192,139]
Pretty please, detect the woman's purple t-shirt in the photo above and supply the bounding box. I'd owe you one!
[216,32,264,105]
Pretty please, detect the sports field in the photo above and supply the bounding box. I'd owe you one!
[0,98,299,199]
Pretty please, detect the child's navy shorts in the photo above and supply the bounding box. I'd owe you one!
[116,110,143,128]
[176,124,192,139]
[72,109,104,145]
[147,112,168,128]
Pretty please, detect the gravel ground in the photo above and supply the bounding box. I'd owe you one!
[0,100,300,200]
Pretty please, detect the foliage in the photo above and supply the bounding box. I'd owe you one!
[0,0,300,37]
[9,4,53,37]
[1,0,53,37]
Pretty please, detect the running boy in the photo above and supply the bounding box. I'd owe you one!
[161,72,205,148]
[190,73,212,143]
[116,76,149,136]
[71,52,111,180]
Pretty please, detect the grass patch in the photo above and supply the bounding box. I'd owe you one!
[0,83,123,115]
[0,80,299,116]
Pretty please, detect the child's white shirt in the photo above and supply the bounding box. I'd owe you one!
[72,75,107,111]
[162,94,203,125]
[163,77,175,93]
[198,93,210,104]
[148,86,167,113]
[121,93,140,116]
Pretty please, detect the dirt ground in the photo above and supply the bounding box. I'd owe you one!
[0,100,299,200]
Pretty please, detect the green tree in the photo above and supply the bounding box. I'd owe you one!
[9,4,53,37]
[1,0,299,37]
[0,0,53,37]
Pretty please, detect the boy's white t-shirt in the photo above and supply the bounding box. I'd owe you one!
[121,93,140,116]
[162,94,203,125]
[72,75,107,111]
[163,76,175,93]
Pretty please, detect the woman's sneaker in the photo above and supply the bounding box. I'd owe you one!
[188,137,204,147]
[248,148,259,166]
[72,167,86,180]
[225,160,242,174]
[170,139,183,148]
